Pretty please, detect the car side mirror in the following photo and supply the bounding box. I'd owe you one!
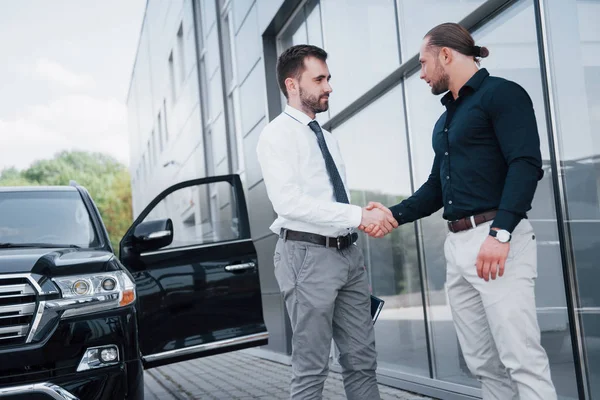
[133,219,173,251]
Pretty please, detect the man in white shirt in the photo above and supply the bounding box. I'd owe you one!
[256,44,397,400]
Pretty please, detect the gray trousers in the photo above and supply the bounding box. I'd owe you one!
[445,219,557,399]
[274,238,381,400]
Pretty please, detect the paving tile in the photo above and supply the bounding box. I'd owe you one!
[145,351,436,399]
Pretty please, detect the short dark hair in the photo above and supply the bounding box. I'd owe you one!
[276,44,328,99]
[425,23,489,64]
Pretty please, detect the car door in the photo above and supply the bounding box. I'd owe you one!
[119,175,267,368]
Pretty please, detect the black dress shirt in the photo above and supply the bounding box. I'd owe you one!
[390,68,543,233]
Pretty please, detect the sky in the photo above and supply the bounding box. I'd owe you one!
[0,0,146,171]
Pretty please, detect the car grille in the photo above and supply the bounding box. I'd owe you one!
[0,277,37,346]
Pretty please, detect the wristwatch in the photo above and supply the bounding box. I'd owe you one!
[489,229,511,243]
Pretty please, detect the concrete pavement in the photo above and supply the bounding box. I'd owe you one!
[144,350,435,400]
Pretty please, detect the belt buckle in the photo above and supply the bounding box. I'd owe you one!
[337,237,342,250]
[469,215,476,229]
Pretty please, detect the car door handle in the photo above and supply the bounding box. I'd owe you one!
[224,262,256,272]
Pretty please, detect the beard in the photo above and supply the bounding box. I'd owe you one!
[430,61,450,95]
[299,86,329,114]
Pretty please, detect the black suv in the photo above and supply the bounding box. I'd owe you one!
[0,175,267,399]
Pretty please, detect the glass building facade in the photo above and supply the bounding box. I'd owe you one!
[127,0,600,398]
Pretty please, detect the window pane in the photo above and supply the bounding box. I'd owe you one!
[543,0,600,397]
[406,70,473,385]
[145,182,240,249]
[277,1,328,122]
[397,0,485,61]
[278,2,310,50]
[474,2,578,396]
[0,191,98,248]
[334,85,429,376]
[306,0,323,48]
[321,0,400,115]
[201,0,216,38]
[406,1,578,395]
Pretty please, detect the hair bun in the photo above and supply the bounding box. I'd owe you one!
[478,46,490,58]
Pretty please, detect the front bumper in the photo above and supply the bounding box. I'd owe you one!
[0,307,143,400]
[0,382,77,399]
[0,360,143,400]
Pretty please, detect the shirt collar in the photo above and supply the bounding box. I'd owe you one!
[284,105,315,126]
[441,68,490,106]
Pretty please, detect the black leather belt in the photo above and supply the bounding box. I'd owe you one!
[280,229,358,250]
[447,210,497,233]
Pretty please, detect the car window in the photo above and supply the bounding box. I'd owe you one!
[142,181,240,250]
[0,190,99,248]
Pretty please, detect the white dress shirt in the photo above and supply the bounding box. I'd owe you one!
[256,105,362,237]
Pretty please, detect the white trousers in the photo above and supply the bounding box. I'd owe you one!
[444,219,557,400]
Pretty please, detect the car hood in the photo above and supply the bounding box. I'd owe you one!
[0,248,119,276]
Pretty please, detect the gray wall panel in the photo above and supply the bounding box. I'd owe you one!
[239,61,267,135]
[235,4,261,84]
[204,28,221,79]
[129,0,206,207]
[201,0,216,38]
[243,117,267,188]
[208,69,224,120]
[233,0,255,34]
[247,179,275,239]
[254,233,279,294]
[256,0,286,34]
[211,112,228,166]
[261,292,291,354]
[215,156,229,176]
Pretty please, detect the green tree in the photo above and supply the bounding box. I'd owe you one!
[0,151,132,254]
[0,167,34,186]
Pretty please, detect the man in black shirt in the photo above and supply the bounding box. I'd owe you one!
[364,23,556,399]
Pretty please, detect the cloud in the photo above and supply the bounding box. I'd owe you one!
[0,118,70,170]
[35,58,95,90]
[0,95,129,171]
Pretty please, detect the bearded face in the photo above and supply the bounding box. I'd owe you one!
[299,84,329,114]
[430,58,450,95]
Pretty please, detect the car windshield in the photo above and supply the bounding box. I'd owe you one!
[0,190,99,248]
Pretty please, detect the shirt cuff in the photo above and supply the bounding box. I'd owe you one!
[491,210,522,233]
[388,203,406,225]
[348,204,363,228]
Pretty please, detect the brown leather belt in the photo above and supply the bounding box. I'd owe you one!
[447,210,497,233]
[280,229,358,250]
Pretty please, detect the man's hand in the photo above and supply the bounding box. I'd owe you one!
[476,232,510,281]
[359,202,398,238]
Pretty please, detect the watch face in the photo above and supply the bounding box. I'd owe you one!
[497,230,511,242]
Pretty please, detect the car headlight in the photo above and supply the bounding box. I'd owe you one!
[49,271,136,318]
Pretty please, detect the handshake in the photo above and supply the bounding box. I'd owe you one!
[359,202,398,238]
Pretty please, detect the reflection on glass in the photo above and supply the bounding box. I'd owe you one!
[473,2,577,396]
[321,0,399,115]
[544,0,600,397]
[278,0,320,50]
[201,0,216,38]
[333,85,429,376]
[0,191,98,248]
[306,0,323,48]
[277,0,329,122]
[406,1,577,395]
[397,0,485,61]
[406,69,469,385]
[145,182,240,248]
